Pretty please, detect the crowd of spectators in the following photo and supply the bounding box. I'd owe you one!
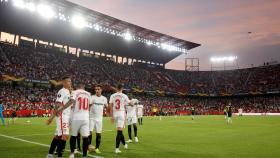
[1,42,280,116]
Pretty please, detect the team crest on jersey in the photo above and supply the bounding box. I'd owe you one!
[58,94,61,98]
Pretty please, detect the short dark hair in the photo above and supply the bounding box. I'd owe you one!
[76,82,85,89]
[117,84,123,90]
[95,84,102,89]
[62,76,70,80]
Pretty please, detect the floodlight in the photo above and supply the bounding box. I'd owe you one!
[13,0,25,8]
[71,15,86,29]
[37,4,55,19]
[94,25,100,31]
[124,32,132,41]
[26,2,35,12]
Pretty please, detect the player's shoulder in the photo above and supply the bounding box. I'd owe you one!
[76,89,91,95]
[101,95,107,100]
[110,92,118,97]
[58,87,66,93]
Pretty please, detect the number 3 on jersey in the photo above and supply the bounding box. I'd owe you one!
[115,99,121,110]
[78,97,89,110]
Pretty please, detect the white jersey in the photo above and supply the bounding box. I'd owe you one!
[70,89,91,121]
[90,95,108,121]
[127,105,137,117]
[56,88,71,116]
[109,92,130,115]
[137,104,144,117]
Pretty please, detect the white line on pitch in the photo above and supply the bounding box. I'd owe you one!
[0,133,104,158]
[13,133,53,137]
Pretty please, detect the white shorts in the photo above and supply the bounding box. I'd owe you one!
[114,112,126,128]
[127,116,137,125]
[71,120,90,137]
[55,114,70,136]
[137,114,143,118]
[89,119,103,133]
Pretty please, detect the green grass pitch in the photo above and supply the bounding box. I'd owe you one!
[0,116,280,158]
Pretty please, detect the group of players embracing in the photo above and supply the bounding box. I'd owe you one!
[45,76,144,158]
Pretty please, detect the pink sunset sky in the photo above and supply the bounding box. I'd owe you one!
[68,0,280,70]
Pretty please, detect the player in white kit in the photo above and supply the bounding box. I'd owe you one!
[55,83,91,158]
[137,102,144,125]
[109,84,135,154]
[126,98,139,143]
[88,85,108,154]
[46,76,72,158]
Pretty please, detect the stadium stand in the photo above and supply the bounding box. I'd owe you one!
[1,42,279,117]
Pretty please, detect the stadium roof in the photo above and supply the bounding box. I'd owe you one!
[0,0,200,64]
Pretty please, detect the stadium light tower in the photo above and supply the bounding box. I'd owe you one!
[210,56,238,71]
[71,15,86,29]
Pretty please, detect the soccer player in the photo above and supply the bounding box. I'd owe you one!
[137,102,144,125]
[10,109,17,124]
[56,83,91,158]
[126,98,139,143]
[88,84,108,154]
[227,103,233,124]
[46,76,72,158]
[109,84,134,154]
[238,108,243,116]
[0,101,5,126]
[223,106,228,119]
[191,107,195,120]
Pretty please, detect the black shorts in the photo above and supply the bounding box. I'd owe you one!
[12,113,17,118]
[191,112,195,115]
[227,113,232,117]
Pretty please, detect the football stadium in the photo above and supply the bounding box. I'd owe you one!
[0,0,280,158]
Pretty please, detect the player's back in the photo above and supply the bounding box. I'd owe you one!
[110,92,129,115]
[71,89,91,120]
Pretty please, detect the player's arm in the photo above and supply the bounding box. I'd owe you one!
[109,103,114,123]
[89,96,94,107]
[46,101,64,125]
[56,99,75,113]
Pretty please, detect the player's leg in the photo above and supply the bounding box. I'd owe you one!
[133,123,138,142]
[46,136,59,158]
[228,116,232,124]
[140,117,143,125]
[69,120,80,158]
[80,120,90,157]
[138,118,141,125]
[46,117,61,158]
[0,114,5,125]
[56,116,69,158]
[95,120,102,153]
[132,117,138,142]
[76,133,81,151]
[88,119,95,150]
[115,116,127,153]
[127,117,132,142]
[118,118,126,147]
